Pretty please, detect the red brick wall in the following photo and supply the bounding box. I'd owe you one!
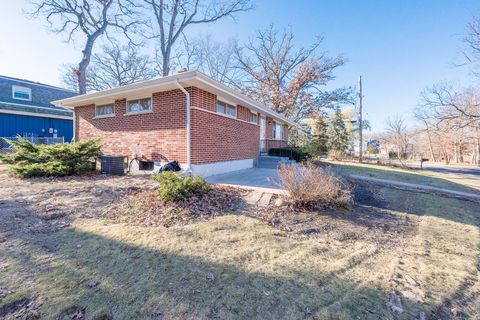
[75,90,187,162]
[237,105,251,122]
[75,86,266,165]
[189,89,260,164]
[191,109,259,164]
[190,87,216,112]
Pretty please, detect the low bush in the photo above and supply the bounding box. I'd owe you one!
[328,150,347,160]
[153,171,210,202]
[277,162,352,209]
[0,137,102,178]
[268,147,308,162]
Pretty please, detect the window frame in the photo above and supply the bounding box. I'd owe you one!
[126,97,153,115]
[250,112,258,124]
[216,100,236,118]
[94,103,115,118]
[12,85,32,101]
[278,124,284,140]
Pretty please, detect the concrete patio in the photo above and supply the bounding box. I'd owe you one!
[206,168,284,194]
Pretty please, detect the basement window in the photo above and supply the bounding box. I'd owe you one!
[95,103,115,117]
[139,161,154,171]
[12,85,32,101]
[216,101,236,117]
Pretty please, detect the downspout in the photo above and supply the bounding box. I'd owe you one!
[174,80,192,175]
[72,109,76,142]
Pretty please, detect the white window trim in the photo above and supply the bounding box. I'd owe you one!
[216,100,237,119]
[94,103,115,119]
[12,85,32,101]
[125,96,153,115]
[191,106,259,126]
[275,123,284,140]
[250,111,258,124]
[124,110,154,116]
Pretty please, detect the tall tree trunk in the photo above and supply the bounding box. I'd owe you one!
[476,127,480,166]
[78,33,101,94]
[162,53,170,76]
[425,125,436,162]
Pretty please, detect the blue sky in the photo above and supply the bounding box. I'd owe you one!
[0,0,478,131]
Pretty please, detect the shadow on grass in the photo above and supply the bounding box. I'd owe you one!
[1,171,478,319]
[351,182,480,228]
[0,203,431,320]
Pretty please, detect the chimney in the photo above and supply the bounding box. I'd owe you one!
[177,68,188,74]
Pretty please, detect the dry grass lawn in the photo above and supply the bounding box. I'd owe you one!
[323,160,480,193]
[0,165,478,319]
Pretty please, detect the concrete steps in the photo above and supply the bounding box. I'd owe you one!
[256,155,294,169]
[244,190,274,207]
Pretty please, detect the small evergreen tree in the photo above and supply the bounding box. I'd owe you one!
[327,107,350,155]
[0,137,102,177]
[313,116,329,156]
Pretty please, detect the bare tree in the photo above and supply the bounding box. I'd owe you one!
[384,115,411,163]
[154,34,200,75]
[140,0,252,76]
[413,105,437,161]
[196,35,243,85]
[62,41,156,92]
[420,84,480,127]
[29,0,140,94]
[235,25,352,123]
[462,15,480,77]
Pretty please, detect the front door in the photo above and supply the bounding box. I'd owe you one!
[260,116,266,152]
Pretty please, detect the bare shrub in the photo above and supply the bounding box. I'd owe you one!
[277,163,352,209]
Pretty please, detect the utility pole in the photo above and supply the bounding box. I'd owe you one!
[358,76,363,162]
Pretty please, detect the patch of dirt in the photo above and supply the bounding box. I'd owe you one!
[0,167,154,239]
[103,186,247,227]
[54,305,86,320]
[250,183,417,247]
[0,297,41,320]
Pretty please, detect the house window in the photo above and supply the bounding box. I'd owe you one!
[278,124,284,140]
[251,113,258,123]
[127,98,152,114]
[12,85,31,101]
[272,123,284,140]
[95,103,115,117]
[216,101,236,117]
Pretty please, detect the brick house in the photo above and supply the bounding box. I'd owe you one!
[54,71,293,177]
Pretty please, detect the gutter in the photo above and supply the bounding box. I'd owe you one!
[195,74,295,127]
[174,80,192,175]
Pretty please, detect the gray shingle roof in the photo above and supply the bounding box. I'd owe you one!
[0,75,75,117]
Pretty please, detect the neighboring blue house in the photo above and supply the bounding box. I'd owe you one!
[0,75,76,142]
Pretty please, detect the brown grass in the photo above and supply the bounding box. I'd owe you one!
[0,165,478,319]
[277,162,352,208]
[103,185,245,227]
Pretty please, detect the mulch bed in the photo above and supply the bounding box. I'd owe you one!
[103,185,247,227]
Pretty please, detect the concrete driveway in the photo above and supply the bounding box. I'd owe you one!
[206,168,283,193]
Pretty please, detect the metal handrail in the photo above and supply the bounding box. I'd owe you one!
[260,139,288,152]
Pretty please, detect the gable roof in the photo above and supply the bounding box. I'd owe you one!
[0,75,75,118]
[52,70,294,125]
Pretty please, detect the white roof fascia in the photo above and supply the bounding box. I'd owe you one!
[53,70,294,126]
